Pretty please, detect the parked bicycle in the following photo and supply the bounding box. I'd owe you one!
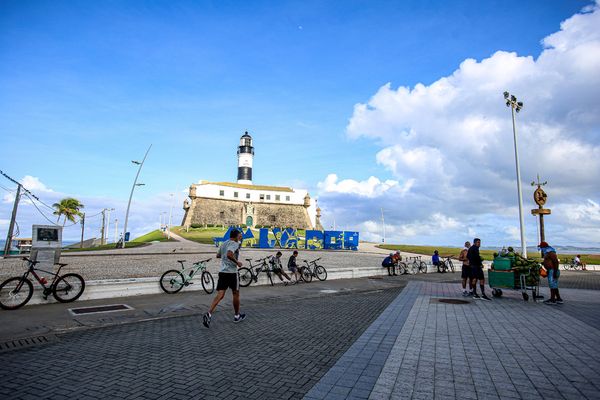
[238,258,274,287]
[299,258,327,282]
[160,259,214,294]
[0,257,85,310]
[437,256,455,273]
[404,256,427,274]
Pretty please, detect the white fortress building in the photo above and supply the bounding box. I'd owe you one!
[182,132,323,230]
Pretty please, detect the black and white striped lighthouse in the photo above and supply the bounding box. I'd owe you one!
[237,131,254,185]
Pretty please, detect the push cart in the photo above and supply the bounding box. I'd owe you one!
[488,256,541,302]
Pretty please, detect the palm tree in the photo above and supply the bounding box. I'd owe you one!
[52,198,85,226]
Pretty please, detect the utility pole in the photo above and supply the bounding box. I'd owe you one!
[168,193,174,240]
[1,169,44,258]
[3,185,21,257]
[100,209,106,245]
[80,212,86,249]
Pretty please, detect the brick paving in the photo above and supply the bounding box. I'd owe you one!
[0,286,404,400]
[304,281,600,400]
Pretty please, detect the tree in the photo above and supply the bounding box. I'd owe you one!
[52,198,85,226]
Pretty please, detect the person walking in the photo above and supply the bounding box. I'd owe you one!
[459,241,472,296]
[203,229,246,328]
[467,238,491,300]
[540,242,563,305]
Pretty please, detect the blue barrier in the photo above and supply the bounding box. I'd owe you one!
[213,227,359,250]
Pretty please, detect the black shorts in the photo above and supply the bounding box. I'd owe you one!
[216,272,239,291]
[461,265,471,279]
[471,266,484,280]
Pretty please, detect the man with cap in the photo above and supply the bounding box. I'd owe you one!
[540,241,563,305]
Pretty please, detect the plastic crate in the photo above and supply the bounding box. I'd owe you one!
[493,256,514,271]
[488,270,516,289]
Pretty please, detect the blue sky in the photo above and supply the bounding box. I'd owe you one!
[1,0,599,247]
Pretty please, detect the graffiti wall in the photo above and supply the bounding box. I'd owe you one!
[213,227,359,251]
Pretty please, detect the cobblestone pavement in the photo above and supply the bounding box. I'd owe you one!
[305,281,600,400]
[0,285,405,400]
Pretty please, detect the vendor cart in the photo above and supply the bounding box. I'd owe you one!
[488,256,541,302]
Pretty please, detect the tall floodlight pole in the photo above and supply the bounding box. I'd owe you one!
[504,92,527,258]
[121,144,152,248]
[380,208,386,244]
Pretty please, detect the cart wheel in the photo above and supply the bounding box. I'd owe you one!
[522,292,529,302]
[492,288,501,298]
[497,289,502,297]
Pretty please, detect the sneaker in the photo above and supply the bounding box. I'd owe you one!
[462,291,469,297]
[473,294,481,299]
[467,291,474,297]
[481,294,492,301]
[543,299,557,305]
[202,312,211,328]
[233,313,246,323]
[556,299,564,304]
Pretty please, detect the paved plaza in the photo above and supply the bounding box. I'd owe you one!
[1,269,599,399]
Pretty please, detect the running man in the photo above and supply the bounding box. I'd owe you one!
[269,251,293,284]
[459,241,472,296]
[203,229,246,328]
[467,238,491,300]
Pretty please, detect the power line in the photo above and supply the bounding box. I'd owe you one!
[24,193,59,226]
[0,169,39,201]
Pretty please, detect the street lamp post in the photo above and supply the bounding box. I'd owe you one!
[121,144,152,248]
[504,91,527,258]
[168,193,174,240]
[380,208,386,243]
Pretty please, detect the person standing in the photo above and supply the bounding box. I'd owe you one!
[203,229,246,328]
[467,238,491,300]
[288,250,301,282]
[459,241,472,296]
[540,242,563,305]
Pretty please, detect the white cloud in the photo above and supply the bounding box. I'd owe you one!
[317,174,406,198]
[323,2,600,246]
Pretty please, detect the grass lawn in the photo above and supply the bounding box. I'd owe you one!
[131,229,175,243]
[377,244,599,264]
[171,226,229,244]
[63,242,148,252]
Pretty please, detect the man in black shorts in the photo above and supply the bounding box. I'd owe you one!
[459,241,472,296]
[467,238,490,300]
[203,229,246,328]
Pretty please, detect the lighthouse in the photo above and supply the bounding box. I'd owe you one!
[237,131,254,185]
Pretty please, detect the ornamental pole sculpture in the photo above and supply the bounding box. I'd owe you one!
[531,174,551,255]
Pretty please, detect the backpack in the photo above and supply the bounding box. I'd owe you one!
[382,256,393,267]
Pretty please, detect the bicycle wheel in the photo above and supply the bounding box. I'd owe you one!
[409,263,418,275]
[398,262,407,274]
[0,277,33,310]
[53,273,85,303]
[201,271,214,294]
[159,270,185,294]
[315,266,327,281]
[448,260,455,273]
[419,261,427,273]
[267,271,274,286]
[238,267,253,287]
[300,267,313,282]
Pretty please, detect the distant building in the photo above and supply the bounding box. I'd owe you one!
[182,132,323,230]
[15,238,32,254]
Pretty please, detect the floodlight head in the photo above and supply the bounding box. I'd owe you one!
[503,91,509,99]
[517,101,523,107]
[506,101,511,107]
[516,107,521,113]
[510,95,516,102]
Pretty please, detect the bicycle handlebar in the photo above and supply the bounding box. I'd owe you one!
[194,258,211,264]
[21,257,40,265]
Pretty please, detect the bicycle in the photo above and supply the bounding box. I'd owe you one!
[0,257,85,310]
[414,256,427,273]
[299,258,327,283]
[562,258,583,271]
[159,259,214,294]
[437,256,455,273]
[238,258,274,287]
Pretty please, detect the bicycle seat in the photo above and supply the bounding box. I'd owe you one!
[245,258,253,262]
[177,260,186,263]
[55,263,68,267]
